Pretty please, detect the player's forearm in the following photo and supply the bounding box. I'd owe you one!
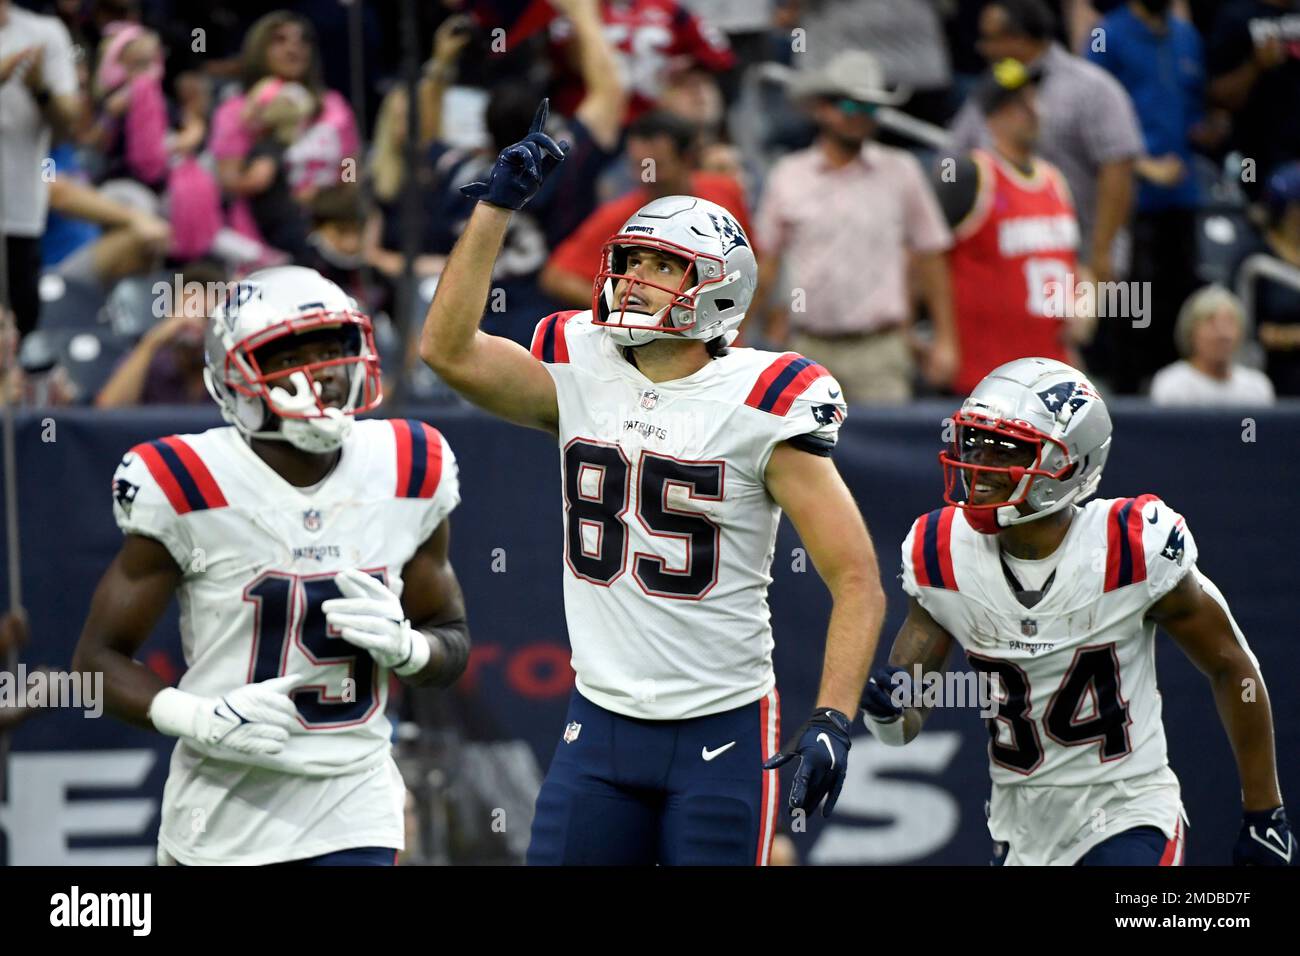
[815,574,885,716]
[404,618,470,688]
[1211,664,1284,811]
[72,642,167,730]
[419,202,511,372]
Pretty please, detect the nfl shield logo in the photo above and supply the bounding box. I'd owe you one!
[563,721,582,744]
[1020,618,1037,637]
[303,509,322,532]
[639,389,659,410]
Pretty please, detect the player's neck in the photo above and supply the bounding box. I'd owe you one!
[997,506,1074,560]
[623,337,712,383]
[248,437,342,488]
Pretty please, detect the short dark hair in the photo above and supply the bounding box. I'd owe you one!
[626,110,699,158]
[990,0,1057,42]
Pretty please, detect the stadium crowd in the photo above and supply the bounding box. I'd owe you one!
[2,0,1298,409]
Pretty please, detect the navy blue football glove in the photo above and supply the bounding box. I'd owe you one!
[1234,806,1294,865]
[861,665,909,721]
[764,708,852,817]
[459,98,568,210]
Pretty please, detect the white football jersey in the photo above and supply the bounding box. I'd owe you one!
[112,418,459,864]
[901,495,1250,863]
[531,310,847,720]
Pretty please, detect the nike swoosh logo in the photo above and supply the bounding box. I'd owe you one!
[816,732,835,769]
[701,741,736,761]
[828,390,840,399]
[1147,508,1159,524]
[1251,826,1294,862]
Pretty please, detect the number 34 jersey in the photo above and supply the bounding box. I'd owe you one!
[531,310,847,721]
[112,418,460,777]
[901,495,1248,790]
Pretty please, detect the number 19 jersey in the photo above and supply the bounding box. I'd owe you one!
[532,311,847,721]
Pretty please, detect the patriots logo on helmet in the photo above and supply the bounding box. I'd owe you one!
[812,403,844,426]
[1160,523,1186,564]
[113,477,139,516]
[707,213,748,254]
[1036,381,1097,415]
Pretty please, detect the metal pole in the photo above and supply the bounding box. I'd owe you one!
[385,0,423,416]
[0,95,21,806]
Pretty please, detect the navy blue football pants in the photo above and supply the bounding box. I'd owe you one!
[527,688,781,865]
[992,824,1185,865]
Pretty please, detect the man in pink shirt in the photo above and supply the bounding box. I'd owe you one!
[754,51,958,403]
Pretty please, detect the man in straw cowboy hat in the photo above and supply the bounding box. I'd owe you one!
[753,49,959,403]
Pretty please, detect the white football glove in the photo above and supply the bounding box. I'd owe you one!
[322,568,430,676]
[148,674,301,757]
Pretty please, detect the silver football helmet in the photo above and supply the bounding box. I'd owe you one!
[203,266,382,453]
[941,357,1112,532]
[592,195,757,347]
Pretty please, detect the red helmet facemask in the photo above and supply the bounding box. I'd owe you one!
[939,411,1072,534]
[591,235,722,335]
[224,309,382,420]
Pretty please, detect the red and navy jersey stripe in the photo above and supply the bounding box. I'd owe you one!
[530,310,580,364]
[745,353,829,415]
[390,419,444,499]
[911,507,958,591]
[130,437,227,514]
[1103,494,1157,592]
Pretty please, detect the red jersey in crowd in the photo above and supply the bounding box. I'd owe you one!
[546,172,754,288]
[548,0,735,121]
[950,148,1080,394]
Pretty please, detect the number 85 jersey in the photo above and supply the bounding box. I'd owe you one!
[531,311,847,721]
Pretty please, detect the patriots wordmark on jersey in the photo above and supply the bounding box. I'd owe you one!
[112,419,458,865]
[901,495,1251,864]
[529,310,848,721]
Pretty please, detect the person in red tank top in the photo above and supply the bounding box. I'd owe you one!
[936,60,1092,395]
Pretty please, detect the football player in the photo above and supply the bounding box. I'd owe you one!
[862,357,1292,865]
[419,101,886,865]
[73,266,469,866]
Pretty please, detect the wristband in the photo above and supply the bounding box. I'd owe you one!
[393,624,431,677]
[148,686,202,738]
[863,709,909,746]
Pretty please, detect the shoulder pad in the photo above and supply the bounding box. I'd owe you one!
[1101,495,1197,594]
[388,419,448,500]
[904,507,961,592]
[529,310,583,364]
[122,436,228,515]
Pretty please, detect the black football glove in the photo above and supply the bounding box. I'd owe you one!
[459,98,568,211]
[1234,806,1294,865]
[763,708,852,817]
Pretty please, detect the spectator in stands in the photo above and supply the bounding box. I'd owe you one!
[950,0,1142,285]
[1149,285,1275,405]
[240,77,319,261]
[752,50,956,403]
[541,109,753,311]
[208,11,359,251]
[95,261,227,408]
[935,60,1089,396]
[1087,0,1209,394]
[0,0,83,339]
[1235,162,1300,395]
[370,0,624,347]
[87,22,207,191]
[547,0,735,123]
[1207,0,1300,199]
[47,174,170,288]
[301,185,367,301]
